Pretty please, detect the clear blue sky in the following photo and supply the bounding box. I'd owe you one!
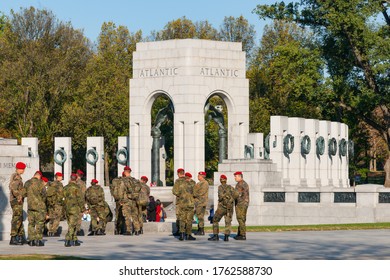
[1,0,278,43]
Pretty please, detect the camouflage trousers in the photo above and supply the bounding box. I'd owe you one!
[138,204,147,229]
[76,203,86,233]
[175,203,181,232]
[179,206,194,235]
[10,202,25,237]
[212,205,233,235]
[89,205,106,232]
[194,203,206,228]
[47,204,62,234]
[66,212,80,241]
[122,200,140,232]
[27,209,46,240]
[235,203,248,236]
[115,202,124,233]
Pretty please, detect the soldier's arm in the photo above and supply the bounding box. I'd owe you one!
[10,177,23,200]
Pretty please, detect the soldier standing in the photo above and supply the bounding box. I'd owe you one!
[233,171,250,240]
[86,179,106,236]
[63,173,84,247]
[25,171,47,246]
[172,168,185,236]
[76,169,87,235]
[110,171,125,234]
[122,166,142,235]
[46,172,64,237]
[208,174,238,242]
[138,176,150,234]
[181,172,196,241]
[193,171,209,235]
[9,162,27,245]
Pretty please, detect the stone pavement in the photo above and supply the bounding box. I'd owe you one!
[1,229,390,260]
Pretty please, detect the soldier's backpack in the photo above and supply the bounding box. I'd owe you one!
[138,183,149,207]
[111,177,124,201]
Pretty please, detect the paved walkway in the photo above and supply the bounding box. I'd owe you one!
[1,229,390,259]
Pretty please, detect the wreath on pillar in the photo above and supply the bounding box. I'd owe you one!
[339,138,347,157]
[328,138,337,157]
[54,148,67,165]
[283,134,294,160]
[116,148,128,165]
[316,136,325,158]
[264,133,270,159]
[348,140,354,158]
[86,148,98,165]
[300,135,311,159]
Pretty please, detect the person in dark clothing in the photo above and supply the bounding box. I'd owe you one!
[147,196,156,222]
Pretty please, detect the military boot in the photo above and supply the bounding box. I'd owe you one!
[96,229,103,235]
[17,235,27,245]
[173,220,180,236]
[64,240,72,247]
[9,236,18,245]
[140,228,143,234]
[36,240,44,247]
[28,240,36,246]
[74,240,81,246]
[134,230,140,236]
[186,234,196,241]
[88,231,96,236]
[235,235,246,240]
[179,232,185,241]
[195,227,205,235]
[224,235,229,242]
[123,231,133,236]
[208,234,219,241]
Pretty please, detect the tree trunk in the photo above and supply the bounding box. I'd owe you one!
[104,151,110,187]
[385,156,390,188]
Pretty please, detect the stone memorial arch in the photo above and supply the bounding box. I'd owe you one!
[129,39,249,182]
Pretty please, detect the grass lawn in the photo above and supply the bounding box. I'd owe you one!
[0,254,88,260]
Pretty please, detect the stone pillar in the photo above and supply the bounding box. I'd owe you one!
[54,137,72,185]
[304,119,319,187]
[86,137,104,186]
[319,120,331,187]
[247,133,264,159]
[117,136,129,178]
[330,122,341,187]
[270,116,289,186]
[21,138,39,158]
[339,123,349,187]
[287,118,305,186]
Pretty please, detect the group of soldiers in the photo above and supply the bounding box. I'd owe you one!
[110,166,150,236]
[172,168,250,242]
[8,162,110,247]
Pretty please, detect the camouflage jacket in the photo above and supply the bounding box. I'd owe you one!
[193,180,209,207]
[172,177,186,205]
[9,172,25,205]
[217,183,238,210]
[25,177,47,212]
[86,184,105,207]
[235,180,250,206]
[123,176,141,201]
[76,178,86,203]
[46,180,64,207]
[63,182,84,215]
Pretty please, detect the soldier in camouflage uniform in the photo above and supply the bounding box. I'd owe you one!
[76,169,87,235]
[46,172,64,237]
[193,171,209,235]
[172,168,185,236]
[122,166,142,235]
[233,171,250,240]
[63,173,84,247]
[181,173,196,240]
[86,179,106,235]
[138,176,150,234]
[25,171,47,246]
[110,172,125,234]
[9,162,27,245]
[208,174,238,242]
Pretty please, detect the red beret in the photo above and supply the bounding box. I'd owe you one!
[15,162,26,170]
[177,168,184,173]
[141,176,148,182]
[41,177,49,183]
[35,171,43,177]
[91,179,98,184]
[234,171,243,176]
[77,169,84,175]
[55,172,63,177]
[124,166,132,171]
[198,171,206,176]
[185,172,192,178]
[71,173,77,178]
[220,174,227,180]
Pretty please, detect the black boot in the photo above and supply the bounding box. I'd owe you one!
[17,235,27,245]
[195,227,204,235]
[186,234,196,241]
[123,231,133,236]
[64,240,72,247]
[88,231,96,236]
[28,240,36,246]
[36,240,44,247]
[74,240,81,246]
[140,228,143,234]
[208,234,219,241]
[224,234,229,242]
[9,236,18,245]
[235,235,246,240]
[179,232,185,241]
[96,229,103,235]
[173,221,180,236]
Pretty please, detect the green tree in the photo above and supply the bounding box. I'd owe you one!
[150,16,196,40]
[0,7,92,165]
[255,0,390,186]
[60,22,142,183]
